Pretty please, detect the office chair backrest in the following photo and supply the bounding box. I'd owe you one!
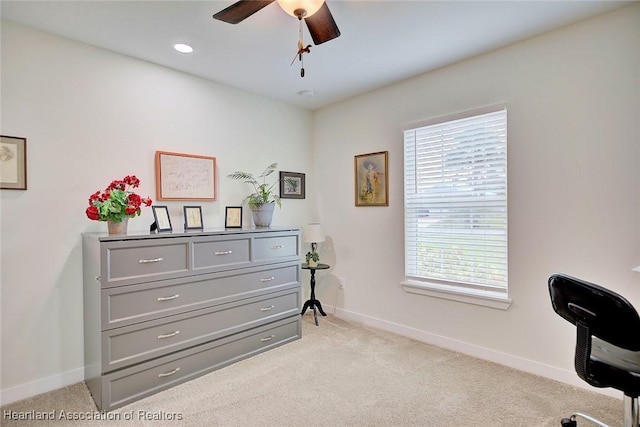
[549,273,640,352]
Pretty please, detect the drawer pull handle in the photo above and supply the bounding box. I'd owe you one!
[158,367,180,378]
[158,330,180,339]
[157,294,180,302]
[260,334,275,342]
[139,257,164,264]
[270,245,284,249]
[214,250,233,255]
[260,305,276,312]
[260,277,275,282]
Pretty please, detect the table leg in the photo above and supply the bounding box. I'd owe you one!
[301,299,312,316]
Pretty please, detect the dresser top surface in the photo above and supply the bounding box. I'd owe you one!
[83,226,301,242]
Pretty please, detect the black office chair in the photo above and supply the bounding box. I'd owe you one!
[548,273,640,427]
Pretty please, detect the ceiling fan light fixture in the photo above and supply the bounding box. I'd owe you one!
[277,0,324,18]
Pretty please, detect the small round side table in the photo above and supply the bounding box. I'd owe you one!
[301,263,330,326]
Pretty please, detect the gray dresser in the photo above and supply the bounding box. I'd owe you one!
[82,227,302,411]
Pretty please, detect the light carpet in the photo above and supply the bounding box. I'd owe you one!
[1,314,621,426]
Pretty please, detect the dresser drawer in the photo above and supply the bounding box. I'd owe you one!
[193,237,251,270]
[102,289,300,372]
[253,235,299,261]
[101,317,301,411]
[102,264,300,329]
[102,239,190,287]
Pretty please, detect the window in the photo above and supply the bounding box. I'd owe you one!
[402,105,510,309]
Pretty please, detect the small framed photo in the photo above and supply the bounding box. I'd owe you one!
[152,205,173,232]
[280,171,305,199]
[183,206,203,230]
[1,135,27,190]
[354,151,389,207]
[225,206,243,228]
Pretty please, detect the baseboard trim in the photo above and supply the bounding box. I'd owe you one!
[329,305,620,400]
[0,367,84,406]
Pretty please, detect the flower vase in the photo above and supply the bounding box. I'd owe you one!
[107,217,129,235]
[308,259,318,268]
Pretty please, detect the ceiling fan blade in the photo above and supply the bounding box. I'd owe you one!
[304,2,341,45]
[212,0,275,24]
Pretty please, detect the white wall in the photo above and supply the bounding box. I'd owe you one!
[0,21,315,403]
[313,3,640,390]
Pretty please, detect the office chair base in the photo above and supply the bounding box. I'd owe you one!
[561,413,609,427]
[560,396,639,427]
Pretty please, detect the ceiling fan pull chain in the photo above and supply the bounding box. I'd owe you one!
[299,15,304,45]
[298,15,306,78]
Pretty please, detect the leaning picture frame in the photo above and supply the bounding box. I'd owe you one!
[279,171,305,199]
[225,206,243,228]
[183,206,203,230]
[354,151,389,206]
[0,135,27,190]
[152,205,173,232]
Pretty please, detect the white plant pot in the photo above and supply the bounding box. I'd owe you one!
[251,203,275,227]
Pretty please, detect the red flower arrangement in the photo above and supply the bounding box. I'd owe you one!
[86,175,152,223]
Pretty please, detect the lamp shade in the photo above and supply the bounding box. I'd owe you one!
[276,0,324,17]
[302,223,325,243]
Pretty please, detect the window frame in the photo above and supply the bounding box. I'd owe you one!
[401,104,511,310]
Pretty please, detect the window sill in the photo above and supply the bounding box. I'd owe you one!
[401,280,512,310]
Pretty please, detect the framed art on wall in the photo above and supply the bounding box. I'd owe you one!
[279,171,305,199]
[354,151,388,206]
[183,206,203,230]
[225,206,243,228]
[0,135,27,190]
[152,205,173,232]
[155,151,217,201]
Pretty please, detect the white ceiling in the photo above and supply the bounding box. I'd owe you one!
[1,0,633,110]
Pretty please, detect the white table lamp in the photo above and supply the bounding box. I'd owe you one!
[302,223,325,265]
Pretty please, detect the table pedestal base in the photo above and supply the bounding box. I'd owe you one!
[301,263,330,326]
[301,298,327,326]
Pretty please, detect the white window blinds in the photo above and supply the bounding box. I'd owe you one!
[404,105,508,292]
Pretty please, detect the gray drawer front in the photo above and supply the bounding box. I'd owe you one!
[103,264,300,329]
[193,238,250,270]
[253,235,299,261]
[102,318,300,411]
[103,290,299,372]
[104,241,189,287]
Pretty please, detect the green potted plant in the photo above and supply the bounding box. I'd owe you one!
[305,251,319,268]
[227,163,291,227]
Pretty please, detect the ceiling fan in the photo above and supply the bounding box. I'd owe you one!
[212,0,341,46]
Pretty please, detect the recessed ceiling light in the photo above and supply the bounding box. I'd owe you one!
[173,43,193,54]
